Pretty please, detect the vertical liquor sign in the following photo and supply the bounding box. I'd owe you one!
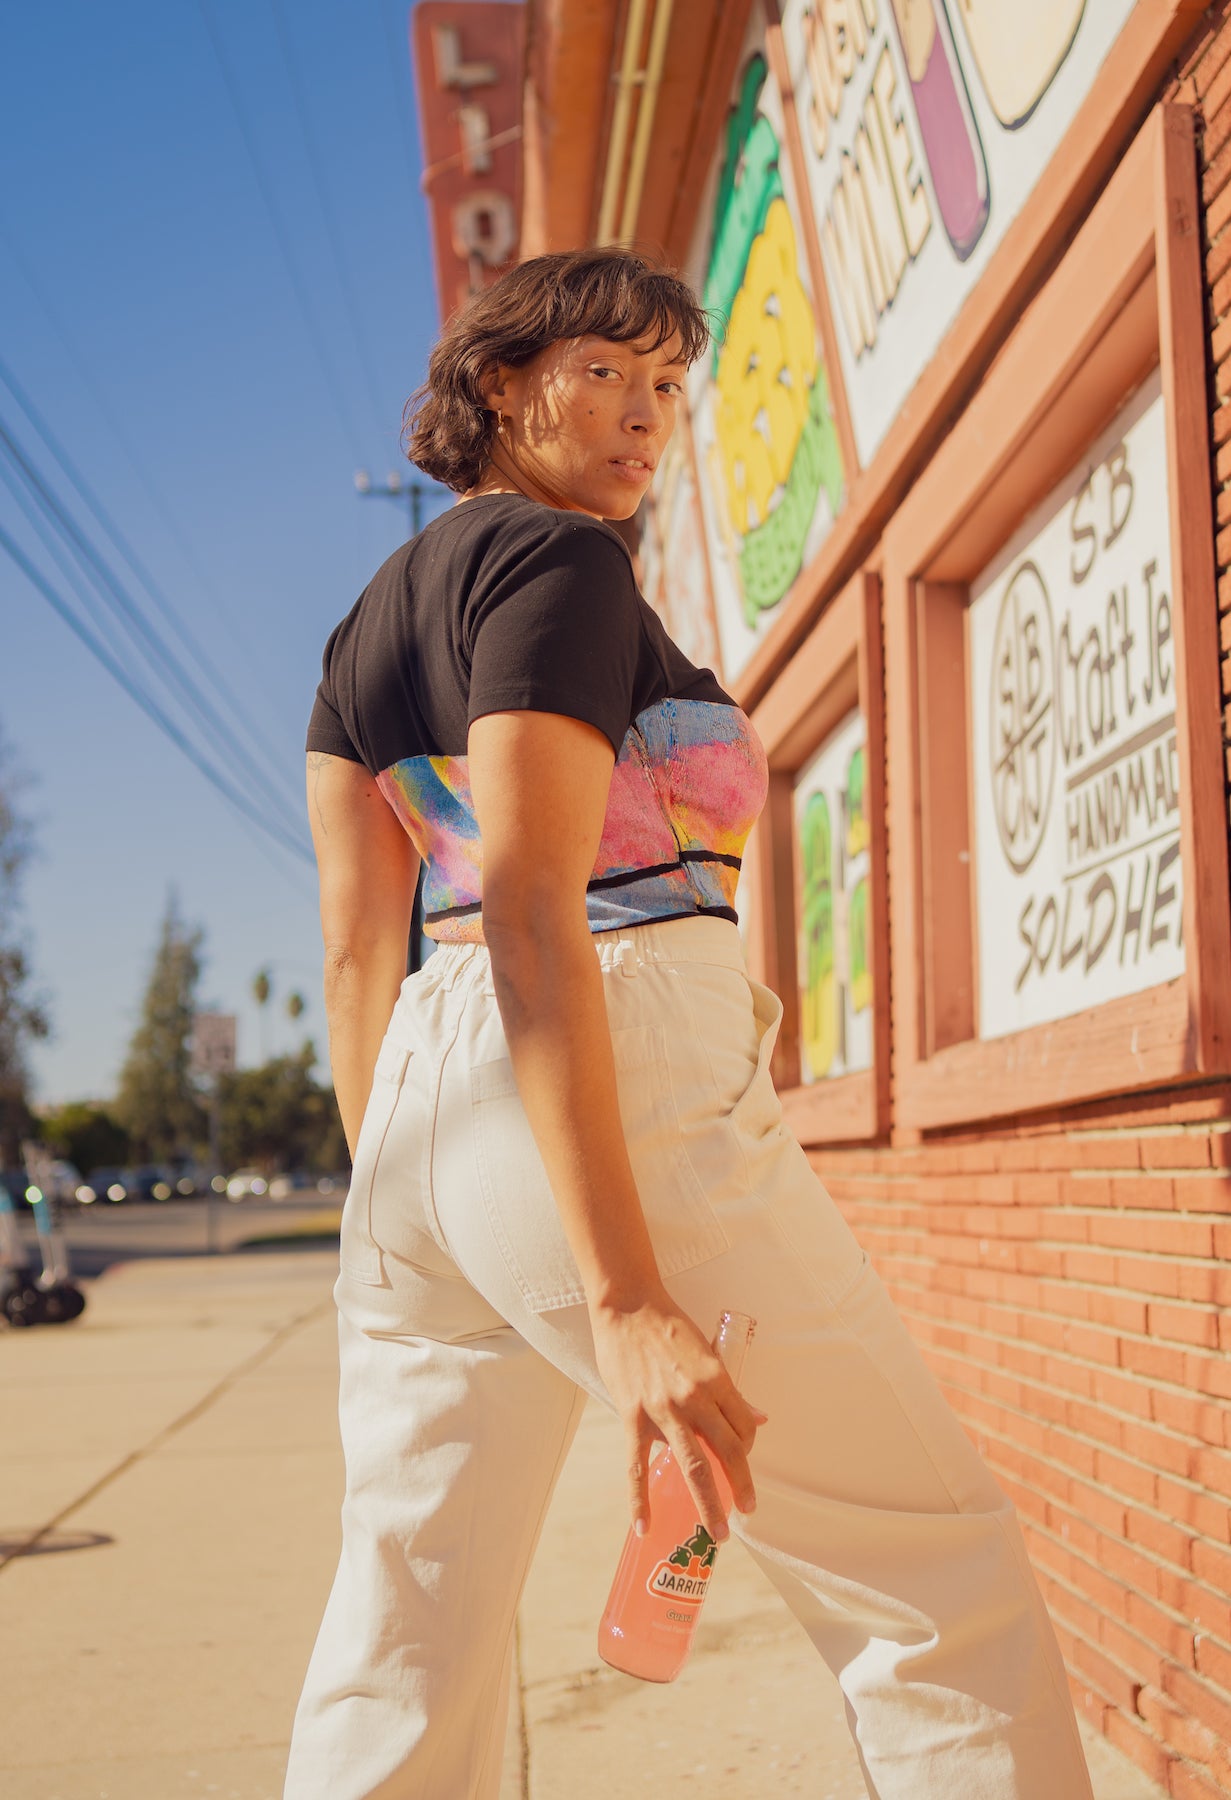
[412,3,525,322]
[968,372,1185,1039]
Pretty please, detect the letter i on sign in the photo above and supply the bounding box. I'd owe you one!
[888,0,989,261]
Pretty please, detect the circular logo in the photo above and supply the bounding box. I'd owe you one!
[989,560,1055,874]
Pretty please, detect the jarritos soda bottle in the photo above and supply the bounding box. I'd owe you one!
[598,1311,755,1682]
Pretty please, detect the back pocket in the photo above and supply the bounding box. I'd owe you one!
[471,1023,728,1312]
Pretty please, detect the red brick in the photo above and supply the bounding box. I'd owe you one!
[1097,1530,1166,1601]
[1179,1577,1231,1644]
[1147,1301,1222,1350]
[1116,1254,1184,1298]
[1123,1590,1196,1665]
[1170,1760,1230,1800]
[1154,1475,1231,1544]
[1090,1216,1214,1257]
[1188,1351,1231,1402]
[1140,1135,1214,1170]
[1138,1682,1223,1767]
[1124,1508,1195,1571]
[1192,1445,1231,1500]
[1162,1665,1231,1748]
[1065,1135,1143,1170]
[1108,1175,1179,1210]
[1192,1537,1231,1596]
[1090,1367,1152,1419]
[1071,1634,1142,1712]
[1151,1382,1223,1440]
[1095,1448,1158,1508]
[1120,1338,1189,1386]
[1120,1420,1193,1481]
[1101,1705,1176,1790]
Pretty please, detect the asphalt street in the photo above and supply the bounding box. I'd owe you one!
[10,1193,342,1281]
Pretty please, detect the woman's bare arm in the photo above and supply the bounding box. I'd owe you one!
[468,710,763,1540]
[307,751,418,1157]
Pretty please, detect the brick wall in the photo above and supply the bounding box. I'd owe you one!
[821,12,1231,1796]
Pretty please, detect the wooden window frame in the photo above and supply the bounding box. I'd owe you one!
[749,570,890,1143]
[882,103,1230,1133]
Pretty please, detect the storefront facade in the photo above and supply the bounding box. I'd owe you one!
[420,1,1231,1787]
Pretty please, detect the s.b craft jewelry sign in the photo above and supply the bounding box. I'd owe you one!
[968,370,1184,1039]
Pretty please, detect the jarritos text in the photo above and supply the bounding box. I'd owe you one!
[646,1525,719,1607]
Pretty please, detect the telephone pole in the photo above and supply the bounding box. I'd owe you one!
[353,469,443,536]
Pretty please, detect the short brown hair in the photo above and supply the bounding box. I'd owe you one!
[403,248,710,494]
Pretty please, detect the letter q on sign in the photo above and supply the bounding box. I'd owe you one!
[452,191,517,269]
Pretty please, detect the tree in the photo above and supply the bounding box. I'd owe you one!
[115,893,206,1161]
[0,731,49,1164]
[286,990,305,1022]
[40,1101,129,1174]
[217,1040,345,1173]
[252,966,272,1060]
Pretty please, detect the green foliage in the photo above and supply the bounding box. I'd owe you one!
[40,1101,129,1173]
[252,967,271,1008]
[217,1040,345,1173]
[0,732,49,1163]
[115,893,207,1160]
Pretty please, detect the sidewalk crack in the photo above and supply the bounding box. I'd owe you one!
[0,1296,332,1573]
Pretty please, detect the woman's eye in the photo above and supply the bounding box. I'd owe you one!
[658,381,683,398]
[591,365,619,380]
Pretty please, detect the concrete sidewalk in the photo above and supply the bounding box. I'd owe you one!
[0,1252,1162,1799]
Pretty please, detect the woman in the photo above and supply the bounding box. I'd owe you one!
[286,248,1093,1800]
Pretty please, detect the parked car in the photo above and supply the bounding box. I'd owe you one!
[225,1168,269,1202]
[124,1165,175,1203]
[78,1166,130,1205]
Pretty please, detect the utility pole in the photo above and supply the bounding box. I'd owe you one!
[353,469,443,537]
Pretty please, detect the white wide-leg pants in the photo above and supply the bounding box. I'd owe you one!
[284,917,1093,1800]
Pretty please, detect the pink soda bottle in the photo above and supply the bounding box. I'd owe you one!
[598,1310,756,1682]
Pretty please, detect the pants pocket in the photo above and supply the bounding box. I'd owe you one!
[339,1039,412,1285]
[471,1022,729,1312]
[728,976,785,1141]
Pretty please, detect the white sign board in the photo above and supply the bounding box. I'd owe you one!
[794,707,874,1081]
[779,0,1138,466]
[191,1012,237,1078]
[969,372,1183,1039]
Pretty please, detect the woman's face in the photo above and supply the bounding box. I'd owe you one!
[479,332,687,519]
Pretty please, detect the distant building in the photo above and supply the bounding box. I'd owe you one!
[417,5,1231,1790]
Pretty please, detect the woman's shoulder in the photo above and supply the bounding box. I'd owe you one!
[425,492,632,572]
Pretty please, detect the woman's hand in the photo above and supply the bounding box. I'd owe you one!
[591,1289,768,1541]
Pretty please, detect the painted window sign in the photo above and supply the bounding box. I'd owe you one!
[779,0,1137,466]
[686,33,846,683]
[968,373,1184,1040]
[646,440,723,676]
[794,708,873,1083]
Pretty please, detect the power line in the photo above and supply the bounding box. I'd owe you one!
[0,207,301,738]
[0,352,303,815]
[0,517,313,869]
[196,0,370,466]
[0,415,307,841]
[380,0,426,206]
[267,0,392,446]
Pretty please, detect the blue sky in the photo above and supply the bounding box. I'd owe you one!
[1,1,450,1102]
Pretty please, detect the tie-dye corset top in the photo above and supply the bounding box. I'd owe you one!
[378,696,768,943]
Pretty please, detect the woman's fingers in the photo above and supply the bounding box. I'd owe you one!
[669,1424,730,1540]
[698,1409,757,1516]
[626,1422,651,1537]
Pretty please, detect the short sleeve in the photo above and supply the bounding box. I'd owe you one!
[305,623,366,765]
[465,518,642,755]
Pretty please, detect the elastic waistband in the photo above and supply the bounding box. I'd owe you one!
[422,915,747,990]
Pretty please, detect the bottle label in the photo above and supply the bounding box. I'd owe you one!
[645,1524,718,1609]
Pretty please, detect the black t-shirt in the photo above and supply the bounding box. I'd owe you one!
[307,493,767,941]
